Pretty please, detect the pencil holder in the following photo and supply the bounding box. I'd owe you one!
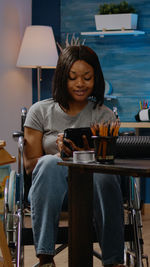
[92,136,117,163]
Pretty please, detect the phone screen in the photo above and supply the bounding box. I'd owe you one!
[63,127,93,148]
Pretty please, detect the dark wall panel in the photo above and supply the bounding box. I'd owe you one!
[32,0,60,102]
[61,0,150,123]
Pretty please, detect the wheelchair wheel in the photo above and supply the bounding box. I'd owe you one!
[3,170,19,265]
[4,170,16,239]
[3,177,9,232]
[8,170,17,213]
[6,170,17,240]
[124,177,145,267]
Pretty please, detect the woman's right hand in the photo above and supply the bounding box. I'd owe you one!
[56,133,74,157]
[56,133,64,155]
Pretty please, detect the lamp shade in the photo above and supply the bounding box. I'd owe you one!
[16,25,58,68]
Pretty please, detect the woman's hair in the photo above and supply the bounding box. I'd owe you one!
[52,45,105,109]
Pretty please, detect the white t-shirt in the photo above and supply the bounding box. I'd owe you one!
[24,98,116,155]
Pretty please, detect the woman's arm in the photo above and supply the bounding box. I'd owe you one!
[23,127,43,175]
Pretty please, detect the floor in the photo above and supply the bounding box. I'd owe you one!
[24,214,150,267]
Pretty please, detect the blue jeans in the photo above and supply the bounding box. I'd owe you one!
[29,154,124,265]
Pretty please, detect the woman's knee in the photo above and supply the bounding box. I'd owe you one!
[32,154,67,188]
[33,155,61,176]
[38,154,61,169]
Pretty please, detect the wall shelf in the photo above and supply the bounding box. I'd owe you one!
[81,30,145,37]
[105,95,117,100]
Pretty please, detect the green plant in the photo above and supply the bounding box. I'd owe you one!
[98,1,136,14]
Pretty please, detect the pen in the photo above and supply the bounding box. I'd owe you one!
[140,101,142,110]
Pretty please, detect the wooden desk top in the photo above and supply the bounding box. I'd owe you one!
[58,159,150,177]
[0,140,16,166]
[0,140,6,148]
[120,122,150,128]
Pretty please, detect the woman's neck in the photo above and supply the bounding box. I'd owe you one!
[62,100,88,116]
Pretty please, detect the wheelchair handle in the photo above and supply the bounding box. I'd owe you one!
[21,107,27,132]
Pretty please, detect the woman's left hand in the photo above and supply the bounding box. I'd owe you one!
[68,135,90,151]
[63,135,91,156]
[56,134,91,158]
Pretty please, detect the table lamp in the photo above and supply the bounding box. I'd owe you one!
[16,25,58,101]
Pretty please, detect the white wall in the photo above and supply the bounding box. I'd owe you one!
[0,0,32,170]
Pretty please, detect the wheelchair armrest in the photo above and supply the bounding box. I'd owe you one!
[13,132,24,153]
[12,131,24,141]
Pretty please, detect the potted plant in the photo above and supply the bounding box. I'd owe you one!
[95,1,138,31]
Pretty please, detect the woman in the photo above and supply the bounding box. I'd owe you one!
[24,45,125,267]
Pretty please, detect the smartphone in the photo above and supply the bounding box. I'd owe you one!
[61,127,93,158]
[61,127,94,159]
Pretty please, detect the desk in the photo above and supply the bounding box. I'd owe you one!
[120,122,150,195]
[120,122,150,135]
[0,141,14,267]
[58,159,150,267]
[0,140,16,166]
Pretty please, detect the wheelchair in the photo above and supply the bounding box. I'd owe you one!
[3,107,149,267]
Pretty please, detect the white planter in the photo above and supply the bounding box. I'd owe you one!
[95,13,138,31]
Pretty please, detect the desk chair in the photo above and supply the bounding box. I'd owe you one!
[3,108,149,267]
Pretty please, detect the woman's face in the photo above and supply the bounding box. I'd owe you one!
[67,60,94,104]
